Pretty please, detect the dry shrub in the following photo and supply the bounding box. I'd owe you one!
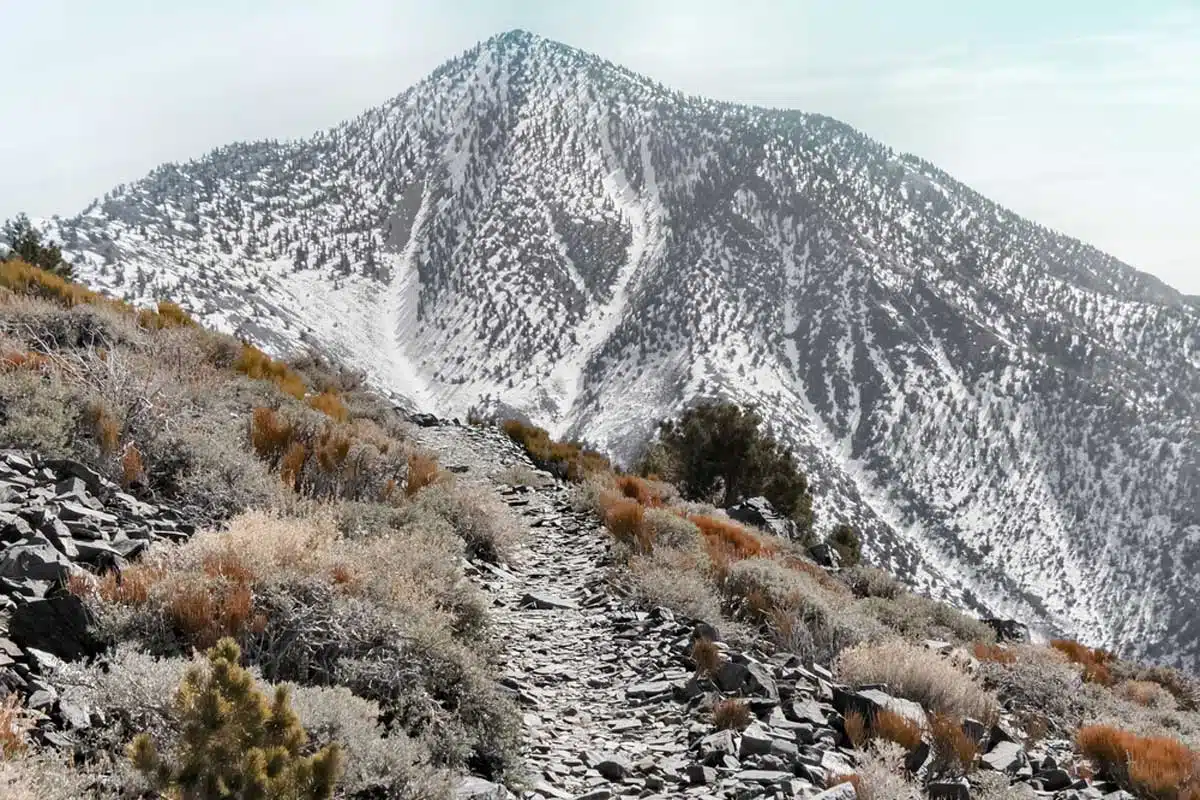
[690,513,774,563]
[1134,666,1200,713]
[0,694,31,757]
[604,496,650,553]
[137,301,196,330]
[234,343,307,399]
[855,742,921,800]
[845,711,869,748]
[251,406,294,464]
[712,699,752,731]
[1051,639,1115,686]
[723,557,878,662]
[873,710,923,752]
[626,547,726,629]
[691,637,723,677]
[84,400,121,456]
[832,773,862,793]
[974,643,1018,665]
[403,482,521,564]
[405,452,441,497]
[0,259,106,308]
[165,579,265,650]
[98,563,164,606]
[929,713,978,776]
[121,443,145,487]
[0,349,48,372]
[613,474,668,507]
[1118,681,1179,711]
[1077,724,1200,800]
[842,565,905,599]
[307,390,348,421]
[859,592,997,645]
[280,441,307,489]
[836,640,998,723]
[500,419,611,481]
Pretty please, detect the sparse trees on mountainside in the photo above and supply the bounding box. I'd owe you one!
[2,214,75,279]
[644,400,813,533]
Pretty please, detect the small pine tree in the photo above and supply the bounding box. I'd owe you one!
[651,400,814,533]
[129,638,342,800]
[1,214,75,279]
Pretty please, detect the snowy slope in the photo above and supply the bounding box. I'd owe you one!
[41,30,1200,669]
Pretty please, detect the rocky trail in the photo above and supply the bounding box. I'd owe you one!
[417,422,1094,800]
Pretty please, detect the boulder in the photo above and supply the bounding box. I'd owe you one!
[0,543,74,584]
[726,497,800,541]
[808,542,841,569]
[455,777,515,799]
[981,618,1029,643]
[10,595,104,661]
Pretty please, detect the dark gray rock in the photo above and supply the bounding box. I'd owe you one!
[981,618,1030,643]
[0,543,74,584]
[594,754,634,781]
[736,769,794,785]
[686,764,716,785]
[726,497,800,541]
[812,783,858,800]
[739,723,775,757]
[715,660,750,693]
[520,592,578,610]
[807,542,841,569]
[10,595,104,661]
[928,780,970,800]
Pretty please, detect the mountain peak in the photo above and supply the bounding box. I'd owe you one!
[42,34,1200,671]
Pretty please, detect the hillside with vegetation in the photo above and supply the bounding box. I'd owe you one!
[0,248,1197,796]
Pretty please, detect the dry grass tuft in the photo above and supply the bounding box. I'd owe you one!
[837,640,999,724]
[690,513,774,563]
[1117,680,1178,710]
[1077,724,1200,800]
[83,401,121,456]
[929,713,978,776]
[97,563,163,606]
[613,474,668,507]
[691,637,723,677]
[405,452,441,497]
[974,642,1018,665]
[307,389,349,421]
[234,343,307,399]
[712,699,752,731]
[873,710,923,752]
[1051,639,1116,686]
[120,443,145,487]
[604,496,650,553]
[0,694,32,757]
[501,419,611,481]
[844,711,869,748]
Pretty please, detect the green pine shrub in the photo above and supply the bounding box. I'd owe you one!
[129,637,343,800]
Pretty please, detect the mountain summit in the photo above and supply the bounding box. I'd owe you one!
[42,31,1200,668]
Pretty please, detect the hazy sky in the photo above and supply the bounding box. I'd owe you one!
[4,0,1197,293]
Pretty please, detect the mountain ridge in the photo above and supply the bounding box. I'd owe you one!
[36,30,1200,668]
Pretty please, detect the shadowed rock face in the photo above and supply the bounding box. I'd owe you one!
[42,30,1200,668]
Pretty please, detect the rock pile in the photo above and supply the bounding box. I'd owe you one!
[0,450,194,702]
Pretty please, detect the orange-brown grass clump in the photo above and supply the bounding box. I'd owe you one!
[120,444,145,488]
[974,642,1018,665]
[84,402,121,456]
[929,713,978,776]
[0,694,31,758]
[613,474,667,507]
[844,711,869,748]
[250,407,294,465]
[501,419,611,481]
[691,637,723,677]
[405,452,441,497]
[872,710,923,752]
[307,390,349,422]
[0,349,48,372]
[604,497,650,553]
[96,564,163,606]
[0,259,106,308]
[831,774,862,794]
[689,513,774,564]
[1077,725,1200,800]
[137,301,196,330]
[1051,639,1115,686]
[234,344,307,399]
[712,699,752,731]
[166,579,265,650]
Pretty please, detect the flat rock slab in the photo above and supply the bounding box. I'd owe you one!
[520,592,578,610]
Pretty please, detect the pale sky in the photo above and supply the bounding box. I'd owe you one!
[3,1,1197,294]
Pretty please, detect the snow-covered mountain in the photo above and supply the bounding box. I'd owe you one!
[40,31,1199,669]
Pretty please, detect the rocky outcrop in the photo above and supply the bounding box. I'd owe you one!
[0,450,195,715]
